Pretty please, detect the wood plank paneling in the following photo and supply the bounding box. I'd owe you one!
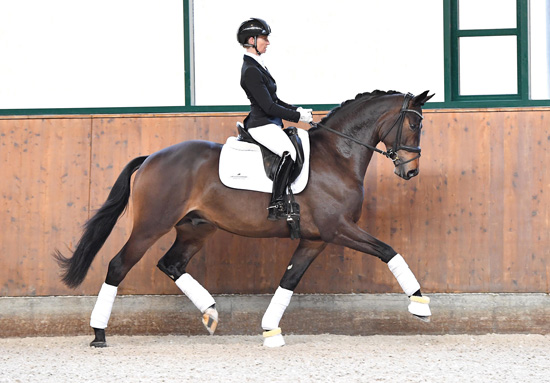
[0,118,91,295]
[1,108,549,296]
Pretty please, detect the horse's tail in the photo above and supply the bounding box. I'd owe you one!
[54,156,149,288]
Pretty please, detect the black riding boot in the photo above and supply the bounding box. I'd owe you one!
[267,152,295,221]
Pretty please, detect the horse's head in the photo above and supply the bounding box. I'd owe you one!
[379,91,434,180]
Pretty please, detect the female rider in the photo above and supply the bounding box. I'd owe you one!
[237,18,312,220]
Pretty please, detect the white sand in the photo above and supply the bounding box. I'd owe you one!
[0,334,549,382]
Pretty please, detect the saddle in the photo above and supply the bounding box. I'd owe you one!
[219,122,307,240]
[236,122,305,184]
[218,127,310,195]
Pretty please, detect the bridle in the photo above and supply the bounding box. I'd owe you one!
[310,93,423,166]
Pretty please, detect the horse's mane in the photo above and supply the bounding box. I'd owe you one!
[318,90,402,125]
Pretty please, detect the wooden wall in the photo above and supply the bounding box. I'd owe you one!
[1,108,549,297]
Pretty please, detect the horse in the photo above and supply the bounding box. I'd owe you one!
[54,90,434,348]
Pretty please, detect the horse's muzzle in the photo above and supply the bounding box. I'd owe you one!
[394,165,419,180]
[392,149,420,180]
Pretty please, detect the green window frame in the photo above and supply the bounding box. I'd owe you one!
[435,0,549,108]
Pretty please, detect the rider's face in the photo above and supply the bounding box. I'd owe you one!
[251,35,270,54]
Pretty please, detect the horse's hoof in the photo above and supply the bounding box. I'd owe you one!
[262,328,285,347]
[202,307,218,335]
[90,327,107,347]
[408,295,432,319]
[413,314,431,323]
[90,340,107,348]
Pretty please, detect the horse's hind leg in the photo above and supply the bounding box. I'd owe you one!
[262,239,327,347]
[156,216,219,334]
[89,226,171,347]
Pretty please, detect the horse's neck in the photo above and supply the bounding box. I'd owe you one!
[314,107,383,182]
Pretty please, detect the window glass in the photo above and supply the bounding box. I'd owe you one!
[459,36,517,95]
[0,0,185,109]
[529,0,550,100]
[193,0,444,106]
[458,0,516,30]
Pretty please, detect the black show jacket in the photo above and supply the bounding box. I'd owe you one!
[240,55,300,129]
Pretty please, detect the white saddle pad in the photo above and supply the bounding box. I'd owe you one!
[219,128,310,194]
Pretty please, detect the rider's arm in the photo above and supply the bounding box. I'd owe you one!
[275,98,296,110]
[244,67,300,123]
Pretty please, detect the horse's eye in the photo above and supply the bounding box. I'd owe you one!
[410,122,422,131]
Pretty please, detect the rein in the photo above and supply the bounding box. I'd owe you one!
[311,93,423,166]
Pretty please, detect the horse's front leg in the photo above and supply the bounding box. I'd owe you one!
[262,239,327,347]
[327,217,431,320]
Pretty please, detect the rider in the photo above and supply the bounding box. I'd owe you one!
[237,18,313,220]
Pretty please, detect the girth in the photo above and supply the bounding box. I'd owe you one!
[236,123,305,183]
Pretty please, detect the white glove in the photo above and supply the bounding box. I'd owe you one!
[298,107,313,123]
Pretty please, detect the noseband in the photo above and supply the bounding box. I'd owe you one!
[311,93,423,166]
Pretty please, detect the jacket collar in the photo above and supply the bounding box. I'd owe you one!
[243,54,274,81]
[244,52,266,69]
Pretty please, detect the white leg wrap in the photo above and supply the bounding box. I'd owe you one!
[387,254,421,296]
[262,286,293,330]
[175,273,216,313]
[90,283,118,329]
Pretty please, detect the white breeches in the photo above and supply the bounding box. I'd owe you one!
[247,124,297,160]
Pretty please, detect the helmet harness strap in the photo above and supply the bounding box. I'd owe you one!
[253,36,261,56]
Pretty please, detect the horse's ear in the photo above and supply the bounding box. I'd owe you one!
[412,90,435,107]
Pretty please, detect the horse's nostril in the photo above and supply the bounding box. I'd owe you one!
[407,169,419,178]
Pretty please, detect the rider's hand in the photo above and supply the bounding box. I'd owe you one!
[298,107,313,123]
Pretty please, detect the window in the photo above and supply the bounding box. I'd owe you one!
[529,0,550,100]
[0,0,186,111]
[443,0,550,106]
[193,0,444,106]
[0,0,548,115]
[0,0,445,114]
[459,36,518,96]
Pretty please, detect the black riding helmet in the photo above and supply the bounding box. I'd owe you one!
[237,18,271,54]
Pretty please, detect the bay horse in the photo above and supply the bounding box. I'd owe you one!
[55,90,434,347]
